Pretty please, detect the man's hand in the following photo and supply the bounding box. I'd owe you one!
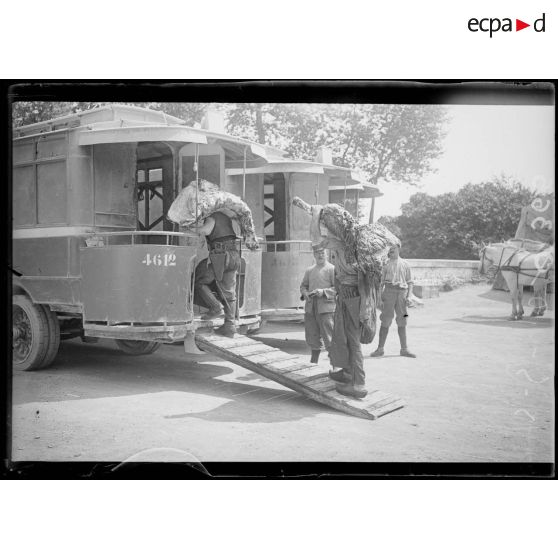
[309,289,323,298]
[406,289,413,306]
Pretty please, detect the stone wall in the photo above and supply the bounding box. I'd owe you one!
[406,259,480,286]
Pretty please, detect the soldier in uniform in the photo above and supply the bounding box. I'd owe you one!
[300,244,337,366]
[315,235,369,399]
[370,244,416,358]
[193,211,241,338]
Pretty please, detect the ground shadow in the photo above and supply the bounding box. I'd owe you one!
[164,391,328,423]
[477,287,555,308]
[449,315,553,329]
[14,338,342,424]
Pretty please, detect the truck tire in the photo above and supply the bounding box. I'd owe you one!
[12,295,58,371]
[114,339,161,355]
[42,306,61,368]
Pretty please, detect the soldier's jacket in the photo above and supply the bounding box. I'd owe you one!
[300,262,336,314]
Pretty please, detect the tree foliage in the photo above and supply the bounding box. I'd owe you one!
[392,177,537,259]
[377,215,402,239]
[225,103,448,185]
[11,101,208,128]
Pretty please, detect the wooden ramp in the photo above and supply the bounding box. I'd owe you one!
[195,332,405,420]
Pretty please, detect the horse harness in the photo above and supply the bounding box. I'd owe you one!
[497,247,554,288]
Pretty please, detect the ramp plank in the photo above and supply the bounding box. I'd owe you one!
[194,331,405,420]
[244,351,291,365]
[304,376,337,391]
[369,399,406,418]
[201,335,258,349]
[367,394,401,411]
[233,344,278,357]
[268,359,315,373]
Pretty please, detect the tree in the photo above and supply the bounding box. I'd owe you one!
[225,103,449,186]
[12,101,209,128]
[393,176,537,259]
[12,102,98,127]
[377,215,402,239]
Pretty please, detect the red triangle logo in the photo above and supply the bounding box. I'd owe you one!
[516,19,530,31]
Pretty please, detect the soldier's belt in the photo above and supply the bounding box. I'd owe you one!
[209,239,239,252]
[338,284,359,299]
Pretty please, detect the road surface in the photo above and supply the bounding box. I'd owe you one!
[10,284,554,463]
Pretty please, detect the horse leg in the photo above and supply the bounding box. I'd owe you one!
[501,272,518,320]
[532,284,547,316]
[530,290,540,317]
[517,285,524,320]
[538,285,547,316]
[508,284,518,320]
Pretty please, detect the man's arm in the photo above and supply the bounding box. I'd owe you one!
[404,261,413,300]
[188,216,215,236]
[321,267,336,299]
[315,235,342,252]
[300,269,311,300]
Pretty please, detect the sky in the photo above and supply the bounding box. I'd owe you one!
[373,105,555,218]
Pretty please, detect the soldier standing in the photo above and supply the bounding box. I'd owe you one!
[316,235,369,399]
[300,244,337,366]
[370,244,416,358]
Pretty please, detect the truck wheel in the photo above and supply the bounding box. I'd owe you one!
[42,306,61,368]
[114,339,161,355]
[12,295,56,371]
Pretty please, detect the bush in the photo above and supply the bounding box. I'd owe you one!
[440,274,466,291]
[385,177,537,260]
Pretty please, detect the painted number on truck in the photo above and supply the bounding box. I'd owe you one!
[141,253,177,266]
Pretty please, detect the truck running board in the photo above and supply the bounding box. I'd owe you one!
[194,332,405,420]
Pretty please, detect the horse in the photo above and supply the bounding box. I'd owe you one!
[478,241,554,320]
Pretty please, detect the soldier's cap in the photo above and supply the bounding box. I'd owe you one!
[311,243,325,252]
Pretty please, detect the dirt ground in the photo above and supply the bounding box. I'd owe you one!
[10,284,554,463]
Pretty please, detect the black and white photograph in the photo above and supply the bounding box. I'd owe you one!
[7,83,555,469]
[1,0,556,555]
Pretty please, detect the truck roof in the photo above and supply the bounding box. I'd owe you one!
[12,104,377,191]
[13,104,185,136]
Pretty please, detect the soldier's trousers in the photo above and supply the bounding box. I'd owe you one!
[304,307,334,352]
[329,286,365,387]
[195,249,241,323]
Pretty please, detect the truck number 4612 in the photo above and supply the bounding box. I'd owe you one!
[141,253,177,266]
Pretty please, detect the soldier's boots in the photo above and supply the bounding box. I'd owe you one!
[335,383,368,399]
[328,368,351,383]
[398,327,416,358]
[215,323,237,338]
[310,349,320,364]
[202,309,225,320]
[370,325,388,357]
[198,285,224,320]
[370,326,416,357]
[215,296,237,337]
